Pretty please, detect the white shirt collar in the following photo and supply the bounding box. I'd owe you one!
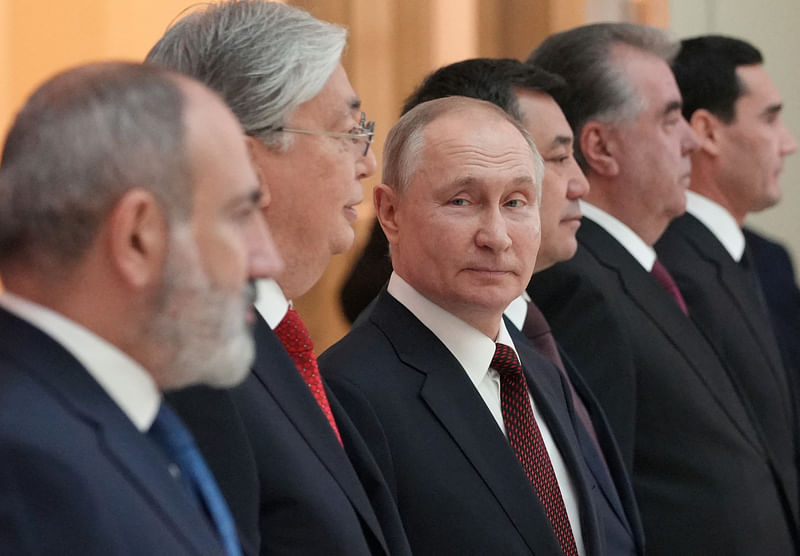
[503,293,530,332]
[387,272,519,391]
[0,291,160,432]
[254,278,290,330]
[580,201,657,271]
[686,191,745,261]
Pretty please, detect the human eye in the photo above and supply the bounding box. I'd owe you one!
[450,198,469,206]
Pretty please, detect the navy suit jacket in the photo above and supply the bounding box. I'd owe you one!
[319,290,606,556]
[0,307,225,555]
[744,227,800,396]
[223,313,410,556]
[528,219,798,555]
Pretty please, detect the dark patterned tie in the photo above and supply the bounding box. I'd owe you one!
[522,302,607,470]
[149,404,242,556]
[492,343,579,556]
[274,308,342,444]
[651,259,689,315]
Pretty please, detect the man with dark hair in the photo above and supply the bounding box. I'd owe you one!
[656,39,798,499]
[340,57,642,554]
[527,23,798,554]
[147,2,411,555]
[0,61,282,554]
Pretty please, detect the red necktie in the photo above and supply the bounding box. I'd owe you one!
[274,308,342,444]
[492,343,579,556]
[651,259,689,315]
[522,302,608,471]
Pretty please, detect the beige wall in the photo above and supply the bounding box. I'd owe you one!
[670,0,800,266]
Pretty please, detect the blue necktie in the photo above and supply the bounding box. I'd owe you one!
[149,403,242,556]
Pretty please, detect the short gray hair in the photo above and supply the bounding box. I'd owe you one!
[0,62,191,272]
[146,0,347,149]
[382,96,543,199]
[527,23,678,170]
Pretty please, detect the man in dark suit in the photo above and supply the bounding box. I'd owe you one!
[148,2,411,555]
[0,62,282,554]
[342,57,643,555]
[655,36,799,528]
[320,96,609,555]
[527,23,799,554]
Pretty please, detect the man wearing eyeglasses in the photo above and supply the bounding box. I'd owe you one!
[147,2,410,556]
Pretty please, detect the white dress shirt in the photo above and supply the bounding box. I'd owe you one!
[388,272,585,555]
[581,201,657,271]
[686,191,745,262]
[254,278,290,330]
[0,292,160,432]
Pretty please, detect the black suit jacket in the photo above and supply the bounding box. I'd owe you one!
[0,307,225,555]
[319,290,606,556]
[656,214,798,519]
[744,227,800,394]
[226,313,410,556]
[528,219,798,555]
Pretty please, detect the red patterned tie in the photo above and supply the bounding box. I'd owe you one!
[651,259,689,315]
[274,308,342,444]
[492,343,579,556]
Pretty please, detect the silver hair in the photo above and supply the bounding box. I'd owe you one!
[146,0,347,150]
[527,22,679,171]
[383,96,544,201]
[0,62,191,272]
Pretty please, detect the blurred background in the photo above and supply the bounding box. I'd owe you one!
[1,0,797,350]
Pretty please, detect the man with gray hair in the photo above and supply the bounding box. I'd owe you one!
[527,23,798,554]
[0,61,281,554]
[147,2,410,555]
[321,96,607,555]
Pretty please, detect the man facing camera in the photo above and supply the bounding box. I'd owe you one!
[321,96,607,555]
[0,62,282,554]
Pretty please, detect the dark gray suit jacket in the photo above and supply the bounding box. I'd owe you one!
[320,290,606,556]
[528,219,799,555]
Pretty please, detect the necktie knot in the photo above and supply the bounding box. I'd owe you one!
[491,343,523,377]
[274,307,314,356]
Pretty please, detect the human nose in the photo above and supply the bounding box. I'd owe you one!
[567,159,590,199]
[681,117,700,155]
[475,206,513,251]
[247,211,284,281]
[357,144,378,180]
[780,123,797,156]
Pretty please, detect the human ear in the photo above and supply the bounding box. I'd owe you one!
[580,121,619,177]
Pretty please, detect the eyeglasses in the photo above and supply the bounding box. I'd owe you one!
[278,112,375,157]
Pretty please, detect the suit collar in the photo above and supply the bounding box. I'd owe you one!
[580,201,656,270]
[686,191,744,261]
[369,293,603,555]
[249,314,390,554]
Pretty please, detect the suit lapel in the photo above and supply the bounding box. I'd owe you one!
[249,314,389,554]
[579,221,762,452]
[0,309,221,555]
[370,294,577,555]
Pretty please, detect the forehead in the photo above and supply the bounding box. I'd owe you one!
[736,64,781,106]
[612,44,680,111]
[291,63,359,127]
[515,89,572,146]
[416,109,535,183]
[183,83,257,202]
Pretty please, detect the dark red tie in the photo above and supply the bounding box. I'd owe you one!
[651,259,689,315]
[522,302,608,470]
[274,308,342,444]
[492,343,579,556]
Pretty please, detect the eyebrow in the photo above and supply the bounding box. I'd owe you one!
[551,134,574,148]
[663,100,682,115]
[226,187,263,211]
[763,103,783,117]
